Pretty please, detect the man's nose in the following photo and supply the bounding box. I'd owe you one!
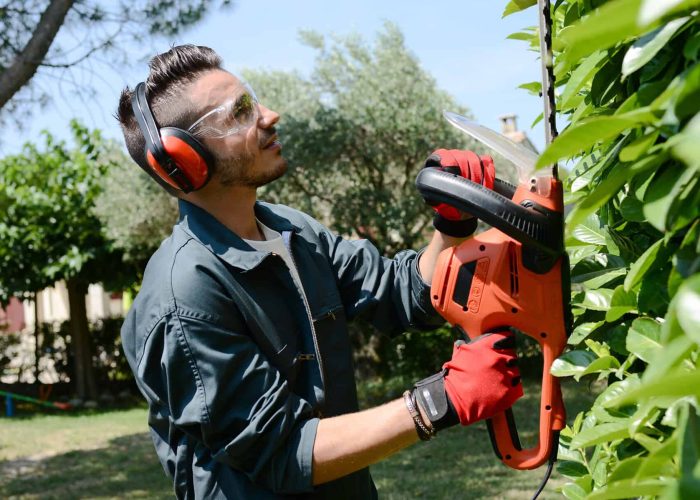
[258,104,280,128]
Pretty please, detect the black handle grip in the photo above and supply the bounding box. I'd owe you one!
[416,168,562,255]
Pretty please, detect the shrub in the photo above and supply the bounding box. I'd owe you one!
[508,0,700,497]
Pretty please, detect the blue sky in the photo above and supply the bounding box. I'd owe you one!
[2,0,545,154]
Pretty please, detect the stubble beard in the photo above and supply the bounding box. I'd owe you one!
[216,151,287,188]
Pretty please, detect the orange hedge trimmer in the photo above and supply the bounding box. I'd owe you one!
[415,1,569,497]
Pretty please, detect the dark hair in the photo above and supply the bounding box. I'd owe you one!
[117,44,223,195]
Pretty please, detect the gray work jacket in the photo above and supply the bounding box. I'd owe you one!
[120,199,442,499]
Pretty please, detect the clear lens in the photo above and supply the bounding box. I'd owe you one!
[188,82,260,139]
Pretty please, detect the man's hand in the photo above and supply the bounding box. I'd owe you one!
[311,332,521,486]
[413,330,522,431]
[423,149,496,237]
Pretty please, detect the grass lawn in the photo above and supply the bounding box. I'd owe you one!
[0,380,596,499]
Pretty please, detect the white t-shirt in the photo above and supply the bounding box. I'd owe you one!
[244,221,305,296]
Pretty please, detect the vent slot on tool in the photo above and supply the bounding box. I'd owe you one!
[452,261,477,309]
[509,243,520,298]
[438,260,453,310]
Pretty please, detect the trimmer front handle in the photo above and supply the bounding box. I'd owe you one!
[416,168,563,258]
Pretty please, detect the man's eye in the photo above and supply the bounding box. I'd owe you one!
[231,94,254,121]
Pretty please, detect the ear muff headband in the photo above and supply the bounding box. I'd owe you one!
[130,82,211,193]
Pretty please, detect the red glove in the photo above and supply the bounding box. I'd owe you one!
[443,331,522,426]
[413,331,522,431]
[425,149,496,220]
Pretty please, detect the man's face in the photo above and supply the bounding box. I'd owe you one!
[188,70,287,188]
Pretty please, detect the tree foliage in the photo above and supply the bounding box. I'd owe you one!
[508,1,700,497]
[0,0,232,121]
[94,152,178,266]
[244,23,516,255]
[0,121,125,300]
[0,122,134,398]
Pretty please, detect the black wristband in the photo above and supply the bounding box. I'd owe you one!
[403,390,434,441]
[414,369,460,432]
[433,214,478,238]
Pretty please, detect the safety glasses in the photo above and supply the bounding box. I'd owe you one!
[187,82,260,139]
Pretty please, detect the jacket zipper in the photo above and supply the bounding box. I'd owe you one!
[278,233,327,403]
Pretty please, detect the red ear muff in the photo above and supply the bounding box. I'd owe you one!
[146,127,213,192]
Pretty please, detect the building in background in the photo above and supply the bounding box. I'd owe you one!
[499,114,538,153]
[0,284,123,384]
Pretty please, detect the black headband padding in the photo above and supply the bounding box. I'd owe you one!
[130,82,194,192]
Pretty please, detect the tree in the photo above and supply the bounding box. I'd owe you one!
[507,0,700,497]
[240,23,521,375]
[0,0,231,119]
[244,22,517,256]
[0,122,134,399]
[94,151,179,266]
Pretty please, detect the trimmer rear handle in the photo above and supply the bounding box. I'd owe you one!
[416,168,563,256]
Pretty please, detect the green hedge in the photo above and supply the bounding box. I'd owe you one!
[506,0,700,498]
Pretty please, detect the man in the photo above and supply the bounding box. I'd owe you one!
[118,45,521,499]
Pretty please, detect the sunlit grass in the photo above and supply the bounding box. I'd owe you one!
[0,381,595,498]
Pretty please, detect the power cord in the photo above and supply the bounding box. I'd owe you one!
[531,431,560,500]
[531,459,555,500]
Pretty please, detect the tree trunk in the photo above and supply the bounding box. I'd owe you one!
[34,293,40,385]
[0,0,75,110]
[66,278,97,400]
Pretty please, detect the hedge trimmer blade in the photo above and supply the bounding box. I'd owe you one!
[443,111,539,184]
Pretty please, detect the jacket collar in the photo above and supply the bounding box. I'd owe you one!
[177,199,299,271]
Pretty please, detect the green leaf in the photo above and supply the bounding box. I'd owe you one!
[622,18,689,77]
[606,285,638,321]
[629,400,661,435]
[586,479,670,500]
[585,338,612,358]
[568,244,602,265]
[580,355,621,378]
[604,369,700,407]
[537,115,650,168]
[551,350,598,377]
[570,421,630,449]
[636,435,678,478]
[609,457,645,482]
[567,149,668,230]
[502,0,536,17]
[569,321,605,345]
[676,273,700,342]
[644,335,695,379]
[626,317,662,362]
[625,238,664,291]
[561,482,588,500]
[684,30,700,60]
[674,113,700,169]
[675,62,700,121]
[518,81,541,96]
[680,406,700,488]
[619,131,659,162]
[560,51,607,110]
[597,376,642,408]
[558,460,589,477]
[635,433,664,452]
[638,0,700,25]
[644,165,698,232]
[558,0,644,65]
[579,289,615,311]
[619,193,645,222]
[571,214,607,245]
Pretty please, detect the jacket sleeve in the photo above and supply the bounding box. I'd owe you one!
[137,305,318,495]
[303,215,443,334]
